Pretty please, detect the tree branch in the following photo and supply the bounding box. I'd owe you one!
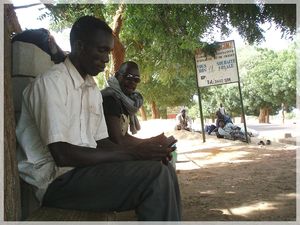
[13,3,42,10]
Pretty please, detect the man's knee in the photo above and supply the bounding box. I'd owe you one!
[175,125,181,130]
[141,161,173,180]
[156,163,177,186]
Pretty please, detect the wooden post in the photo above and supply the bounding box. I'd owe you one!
[139,106,147,121]
[111,4,125,73]
[4,9,22,220]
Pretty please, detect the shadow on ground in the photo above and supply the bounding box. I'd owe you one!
[168,130,296,221]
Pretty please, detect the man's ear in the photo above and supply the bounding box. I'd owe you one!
[115,72,122,80]
[74,40,85,54]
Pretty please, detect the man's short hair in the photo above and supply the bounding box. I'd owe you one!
[117,61,139,76]
[70,16,112,48]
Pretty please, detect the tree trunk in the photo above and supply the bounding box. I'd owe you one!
[110,4,125,74]
[150,101,159,119]
[5,4,22,34]
[156,107,160,119]
[258,107,269,123]
[139,106,147,121]
[266,108,270,123]
[4,5,22,220]
[258,108,265,123]
[281,103,286,124]
[240,114,244,123]
[160,108,167,119]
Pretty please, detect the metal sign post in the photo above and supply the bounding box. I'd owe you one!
[194,61,206,143]
[194,40,249,143]
[233,41,249,143]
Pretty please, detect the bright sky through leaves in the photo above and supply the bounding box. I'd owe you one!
[13,1,292,52]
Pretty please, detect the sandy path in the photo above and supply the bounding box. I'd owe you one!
[132,119,298,221]
[170,130,297,221]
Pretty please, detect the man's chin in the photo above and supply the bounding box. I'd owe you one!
[124,90,134,96]
[90,69,104,76]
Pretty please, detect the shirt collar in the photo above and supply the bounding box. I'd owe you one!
[64,56,97,89]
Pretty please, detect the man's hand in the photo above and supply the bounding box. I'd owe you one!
[149,133,168,145]
[127,134,177,163]
[150,133,177,148]
[161,145,177,165]
[128,141,170,161]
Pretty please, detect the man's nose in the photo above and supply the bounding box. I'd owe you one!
[102,53,110,63]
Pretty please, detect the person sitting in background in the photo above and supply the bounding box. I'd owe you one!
[205,124,217,135]
[217,120,250,142]
[215,110,233,129]
[175,109,192,131]
[12,28,66,64]
[205,110,233,137]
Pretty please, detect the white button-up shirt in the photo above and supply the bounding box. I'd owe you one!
[16,57,108,202]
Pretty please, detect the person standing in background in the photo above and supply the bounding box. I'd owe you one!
[219,103,226,115]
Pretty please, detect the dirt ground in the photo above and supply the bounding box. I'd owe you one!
[167,130,297,221]
[118,119,298,221]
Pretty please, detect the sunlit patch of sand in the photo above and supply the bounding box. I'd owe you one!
[216,201,278,217]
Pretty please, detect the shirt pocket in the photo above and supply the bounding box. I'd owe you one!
[89,105,101,136]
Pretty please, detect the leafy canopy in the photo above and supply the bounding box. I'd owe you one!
[41,3,296,111]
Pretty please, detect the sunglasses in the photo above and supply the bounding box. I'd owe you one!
[124,73,141,83]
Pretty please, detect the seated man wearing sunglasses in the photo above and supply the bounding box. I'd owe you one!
[102,61,143,139]
[101,61,177,161]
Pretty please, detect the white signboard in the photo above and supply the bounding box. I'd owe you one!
[195,40,239,87]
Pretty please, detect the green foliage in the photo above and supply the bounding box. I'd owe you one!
[41,4,118,31]
[195,83,242,119]
[186,99,200,121]
[285,111,297,120]
[95,73,107,89]
[186,45,296,120]
[119,4,295,116]
[200,42,219,58]
[263,4,296,39]
[241,46,296,115]
[41,3,296,118]
[137,72,197,108]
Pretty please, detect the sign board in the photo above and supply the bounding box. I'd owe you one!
[195,40,239,87]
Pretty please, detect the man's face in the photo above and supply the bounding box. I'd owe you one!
[79,30,114,76]
[119,66,141,95]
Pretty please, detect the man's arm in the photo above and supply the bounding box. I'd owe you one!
[49,137,173,167]
[48,141,134,167]
[104,114,175,148]
[217,127,227,136]
[102,96,175,162]
[105,114,144,145]
[102,95,140,145]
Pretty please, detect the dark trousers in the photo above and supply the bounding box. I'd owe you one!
[42,160,181,221]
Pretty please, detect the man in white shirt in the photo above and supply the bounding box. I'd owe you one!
[16,16,181,221]
[219,103,226,115]
[175,109,192,131]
